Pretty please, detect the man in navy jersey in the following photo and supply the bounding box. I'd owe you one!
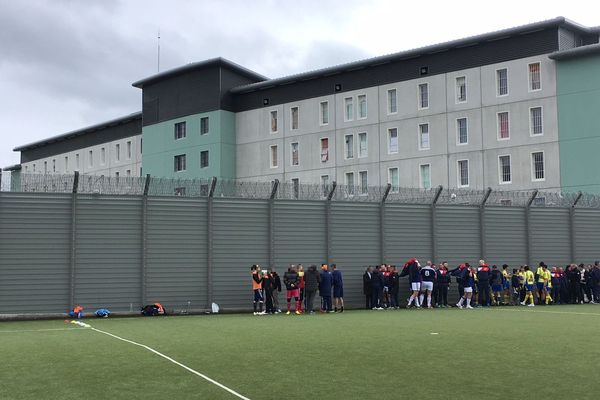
[456,264,474,309]
[420,261,437,308]
[400,258,422,308]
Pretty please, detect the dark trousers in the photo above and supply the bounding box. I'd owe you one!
[305,290,317,312]
[432,284,439,305]
[265,290,274,313]
[365,293,372,309]
[569,282,580,303]
[439,286,449,306]
[371,288,382,308]
[321,296,332,311]
[457,283,464,299]
[551,285,561,304]
[390,290,399,307]
[478,283,491,306]
[593,283,600,303]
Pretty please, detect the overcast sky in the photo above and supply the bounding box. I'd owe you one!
[0,0,597,169]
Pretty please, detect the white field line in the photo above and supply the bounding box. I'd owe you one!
[0,327,86,333]
[494,308,600,317]
[89,326,251,400]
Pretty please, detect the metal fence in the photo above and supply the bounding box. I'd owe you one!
[1,172,600,315]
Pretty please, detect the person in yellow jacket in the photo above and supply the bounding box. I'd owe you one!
[521,266,536,307]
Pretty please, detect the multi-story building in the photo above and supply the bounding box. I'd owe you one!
[4,17,600,193]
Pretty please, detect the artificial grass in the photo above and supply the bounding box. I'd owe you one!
[1,306,599,400]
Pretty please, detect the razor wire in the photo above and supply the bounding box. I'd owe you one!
[6,172,600,208]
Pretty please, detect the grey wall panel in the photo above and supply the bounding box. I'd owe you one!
[74,196,142,311]
[384,204,433,265]
[212,199,269,309]
[0,193,71,313]
[273,201,327,269]
[330,202,381,308]
[484,207,527,266]
[530,208,571,266]
[146,198,208,310]
[573,209,600,264]
[436,206,481,267]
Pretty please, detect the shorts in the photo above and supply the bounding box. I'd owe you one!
[411,282,421,291]
[383,286,389,293]
[503,281,510,290]
[286,289,300,300]
[525,284,534,292]
[421,281,434,292]
[536,282,545,291]
[463,287,473,293]
[253,289,263,302]
[333,287,344,298]
[492,284,503,292]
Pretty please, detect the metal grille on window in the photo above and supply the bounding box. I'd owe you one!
[530,107,543,135]
[359,171,368,195]
[291,108,299,130]
[419,84,428,108]
[529,63,541,90]
[419,124,430,149]
[320,138,329,162]
[498,112,509,139]
[497,69,508,95]
[456,77,466,102]
[388,89,397,113]
[532,152,544,180]
[500,156,511,183]
[457,118,468,144]
[458,160,469,186]
[291,143,299,166]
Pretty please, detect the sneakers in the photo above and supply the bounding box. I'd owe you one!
[295,310,301,315]
[286,310,291,315]
[258,311,266,315]
[527,303,535,307]
[520,301,526,306]
[466,305,473,309]
[253,312,258,315]
[457,305,463,309]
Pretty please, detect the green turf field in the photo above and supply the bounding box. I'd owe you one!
[1,306,599,400]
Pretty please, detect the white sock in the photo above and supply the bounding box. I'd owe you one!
[419,294,424,305]
[427,295,432,307]
[407,295,414,306]
[466,298,471,307]
[458,298,464,306]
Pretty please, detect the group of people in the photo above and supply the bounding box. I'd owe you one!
[363,259,600,309]
[251,264,344,315]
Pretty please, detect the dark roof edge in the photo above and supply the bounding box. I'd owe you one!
[549,43,600,60]
[3,164,22,171]
[14,111,142,152]
[230,16,593,94]
[132,57,268,88]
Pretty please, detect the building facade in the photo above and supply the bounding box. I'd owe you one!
[5,17,600,194]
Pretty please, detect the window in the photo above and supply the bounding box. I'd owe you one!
[270,145,278,168]
[359,171,368,195]
[500,199,512,206]
[532,151,545,181]
[345,172,355,195]
[200,117,209,135]
[140,139,143,154]
[115,172,120,178]
[174,121,186,139]
[533,197,546,206]
[344,97,354,121]
[418,83,429,109]
[291,107,299,130]
[419,123,430,150]
[270,110,278,133]
[499,155,511,184]
[42,161,46,174]
[320,101,329,125]
[388,128,398,154]
[497,112,510,140]
[321,175,329,197]
[127,141,132,159]
[358,132,367,158]
[200,151,209,168]
[457,118,468,144]
[64,156,68,173]
[115,144,120,161]
[52,159,56,173]
[75,154,80,170]
[420,164,431,189]
[174,154,186,172]
[497,68,508,96]
[388,167,399,193]
[101,147,106,164]
[174,187,186,196]
[320,138,329,162]
[358,95,367,119]
[33,164,36,173]
[458,160,469,187]
[291,142,299,166]
[528,62,541,91]
[388,89,397,114]
[126,169,131,177]
[530,107,543,135]
[456,76,467,103]
[292,178,299,199]
[88,150,93,167]
[345,134,354,159]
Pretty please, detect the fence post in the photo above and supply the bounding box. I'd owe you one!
[480,188,492,261]
[268,179,279,268]
[525,189,538,267]
[141,174,151,307]
[326,181,337,265]
[206,177,217,309]
[569,191,582,263]
[68,171,79,310]
[380,184,391,264]
[430,186,443,264]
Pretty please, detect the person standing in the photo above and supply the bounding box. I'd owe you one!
[283,266,301,315]
[331,264,344,313]
[389,266,400,309]
[251,265,265,315]
[567,264,581,304]
[476,260,491,307]
[363,266,373,310]
[270,267,282,313]
[298,265,305,312]
[591,262,600,303]
[437,264,450,307]
[304,265,321,314]
[490,265,503,306]
[511,269,521,305]
[502,264,511,305]
[262,269,275,314]
[400,258,421,309]
[319,264,333,312]
[456,265,474,309]
[370,265,384,310]
[419,262,436,309]
[521,266,536,307]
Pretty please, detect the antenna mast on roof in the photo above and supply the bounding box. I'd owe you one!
[157,28,161,73]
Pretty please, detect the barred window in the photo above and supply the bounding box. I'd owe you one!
[346,172,355,195]
[497,68,508,96]
[174,154,186,172]
[291,142,299,166]
[457,118,468,144]
[499,155,511,183]
[291,107,299,130]
[498,112,510,139]
[320,138,329,162]
[200,117,209,135]
[174,122,186,139]
[532,152,545,181]
[529,63,541,91]
[359,171,368,195]
[530,107,543,135]
[388,89,397,114]
[458,160,469,187]
[388,167,399,193]
[456,76,467,102]
[418,83,429,108]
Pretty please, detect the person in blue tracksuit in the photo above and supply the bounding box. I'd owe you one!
[370,265,384,309]
[319,264,333,312]
[331,264,344,313]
